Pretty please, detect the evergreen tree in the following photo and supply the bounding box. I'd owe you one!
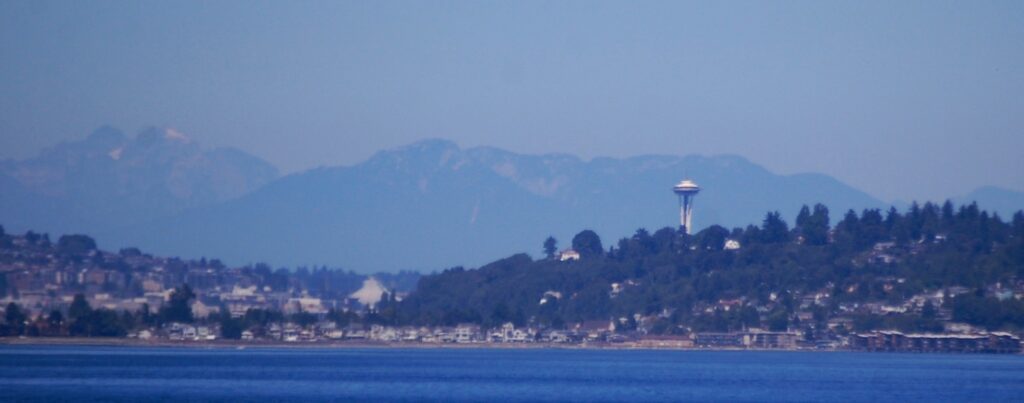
[220,314,244,339]
[860,209,886,245]
[68,295,98,337]
[795,205,812,229]
[160,285,196,323]
[139,303,154,326]
[760,211,790,243]
[4,302,26,335]
[1013,211,1024,236]
[68,294,92,321]
[632,228,655,254]
[907,202,923,240]
[796,204,830,245]
[941,200,955,224]
[543,236,558,259]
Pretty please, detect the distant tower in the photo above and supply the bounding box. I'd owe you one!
[673,179,700,234]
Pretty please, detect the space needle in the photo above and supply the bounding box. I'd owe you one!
[673,179,700,234]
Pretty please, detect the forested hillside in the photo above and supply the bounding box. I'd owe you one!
[392,202,1024,334]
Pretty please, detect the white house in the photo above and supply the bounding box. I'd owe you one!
[558,249,581,261]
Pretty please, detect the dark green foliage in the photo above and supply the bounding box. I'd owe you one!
[244,308,284,327]
[290,312,318,328]
[572,230,604,258]
[219,314,244,339]
[266,267,290,291]
[375,271,421,294]
[921,300,936,319]
[766,309,789,331]
[56,234,97,256]
[543,236,558,259]
[48,310,63,328]
[119,247,142,257]
[64,296,127,337]
[138,303,156,326]
[370,291,401,325]
[160,285,196,323]
[67,295,92,336]
[851,313,944,333]
[69,309,127,337]
[68,294,92,321]
[327,309,360,327]
[3,302,27,335]
[951,295,1024,330]
[759,212,790,243]
[695,225,729,251]
[691,306,760,332]
[796,204,830,245]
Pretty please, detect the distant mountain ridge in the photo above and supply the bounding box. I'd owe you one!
[108,139,890,272]
[3,131,1021,273]
[0,126,279,235]
[955,187,1024,220]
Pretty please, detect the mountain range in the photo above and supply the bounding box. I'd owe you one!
[1,127,278,236]
[2,127,1022,272]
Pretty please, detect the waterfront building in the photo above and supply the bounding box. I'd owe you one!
[851,331,1022,353]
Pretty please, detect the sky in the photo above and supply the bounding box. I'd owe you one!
[1,0,1022,202]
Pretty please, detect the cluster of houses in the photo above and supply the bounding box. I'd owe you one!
[0,232,388,321]
[120,318,1023,354]
[140,319,807,350]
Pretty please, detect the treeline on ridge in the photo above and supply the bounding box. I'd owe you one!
[388,202,1024,333]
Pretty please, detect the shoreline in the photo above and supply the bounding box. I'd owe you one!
[0,336,809,352]
[3,337,1020,355]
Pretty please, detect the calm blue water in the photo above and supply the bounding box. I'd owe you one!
[1,345,1023,402]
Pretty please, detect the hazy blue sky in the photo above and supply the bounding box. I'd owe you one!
[1,1,1021,202]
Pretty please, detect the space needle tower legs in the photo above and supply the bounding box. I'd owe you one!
[673,179,701,235]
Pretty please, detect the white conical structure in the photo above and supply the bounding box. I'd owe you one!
[673,179,700,234]
[350,277,389,307]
